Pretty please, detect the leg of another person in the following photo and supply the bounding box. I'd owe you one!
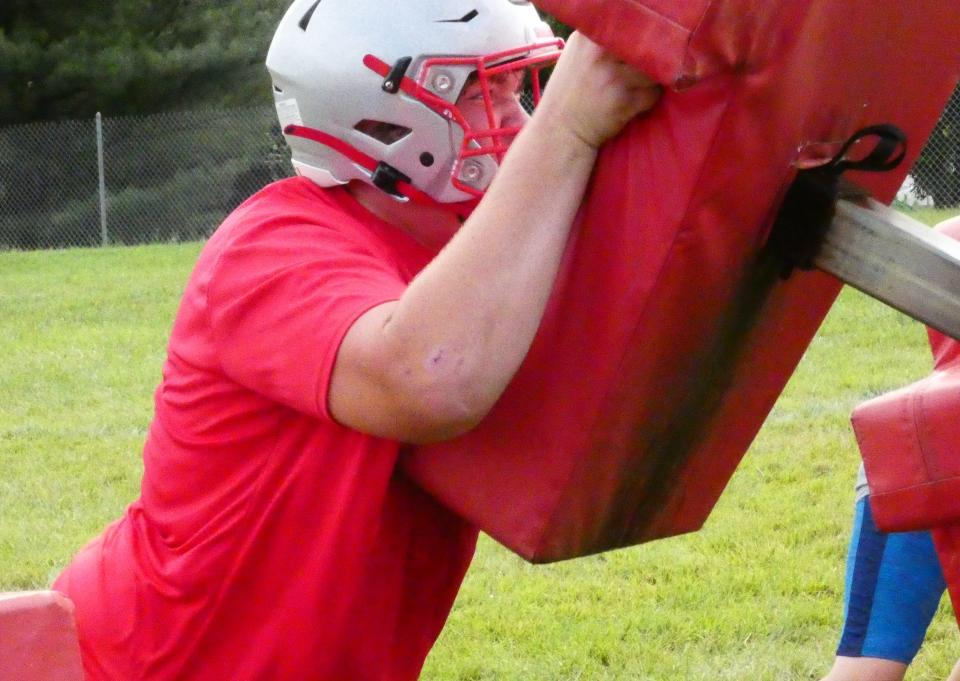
[820,495,947,681]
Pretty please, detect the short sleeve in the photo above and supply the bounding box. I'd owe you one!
[207,221,407,420]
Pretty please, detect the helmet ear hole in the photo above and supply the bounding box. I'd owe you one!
[353,120,412,145]
[420,153,435,167]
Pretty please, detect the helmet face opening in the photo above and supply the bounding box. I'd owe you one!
[364,38,563,198]
[420,40,564,197]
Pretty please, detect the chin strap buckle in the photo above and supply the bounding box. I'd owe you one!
[371,162,411,198]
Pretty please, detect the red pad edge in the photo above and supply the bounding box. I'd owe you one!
[853,217,960,533]
[403,0,960,562]
[537,0,798,89]
[0,591,84,681]
[853,370,960,532]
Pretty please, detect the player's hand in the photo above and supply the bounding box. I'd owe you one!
[536,31,661,150]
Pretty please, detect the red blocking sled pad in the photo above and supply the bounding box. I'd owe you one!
[855,368,960,533]
[0,591,84,681]
[402,0,960,562]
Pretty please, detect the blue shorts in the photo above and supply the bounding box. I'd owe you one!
[837,497,947,664]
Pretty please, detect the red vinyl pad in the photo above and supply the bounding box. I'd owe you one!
[0,591,83,681]
[403,0,960,562]
[854,369,960,533]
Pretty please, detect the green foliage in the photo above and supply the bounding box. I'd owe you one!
[2,223,960,678]
[0,0,288,124]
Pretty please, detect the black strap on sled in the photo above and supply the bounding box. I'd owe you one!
[768,124,907,277]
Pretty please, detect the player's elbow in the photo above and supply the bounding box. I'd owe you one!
[332,305,504,442]
[386,362,496,444]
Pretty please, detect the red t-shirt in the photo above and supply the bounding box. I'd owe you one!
[54,177,479,681]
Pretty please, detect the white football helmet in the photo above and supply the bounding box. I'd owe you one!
[266,0,562,206]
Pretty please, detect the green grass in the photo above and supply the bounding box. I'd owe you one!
[1,222,959,678]
[895,205,960,227]
[0,244,200,587]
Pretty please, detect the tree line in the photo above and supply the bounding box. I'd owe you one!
[0,0,286,126]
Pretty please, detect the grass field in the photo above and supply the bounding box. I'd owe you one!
[1,207,959,679]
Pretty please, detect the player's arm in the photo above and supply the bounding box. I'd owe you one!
[330,34,660,443]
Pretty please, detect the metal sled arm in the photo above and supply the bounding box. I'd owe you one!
[815,199,960,340]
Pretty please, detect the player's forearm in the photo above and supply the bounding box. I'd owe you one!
[383,111,598,421]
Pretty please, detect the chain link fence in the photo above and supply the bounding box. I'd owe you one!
[896,83,960,211]
[1,85,958,251]
[0,117,101,250]
[0,106,291,250]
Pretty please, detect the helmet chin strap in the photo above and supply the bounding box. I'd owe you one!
[284,124,480,220]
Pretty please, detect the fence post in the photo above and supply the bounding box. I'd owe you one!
[96,112,108,247]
